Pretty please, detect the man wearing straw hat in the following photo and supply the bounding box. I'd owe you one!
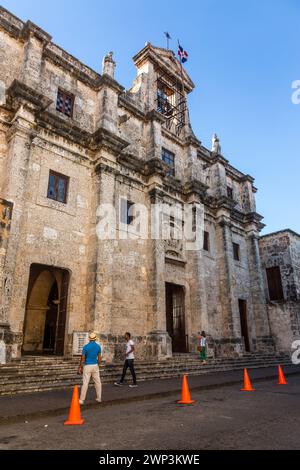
[78,332,102,405]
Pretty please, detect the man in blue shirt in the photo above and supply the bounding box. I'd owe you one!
[78,332,102,405]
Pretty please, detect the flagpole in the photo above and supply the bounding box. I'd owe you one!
[177,40,186,130]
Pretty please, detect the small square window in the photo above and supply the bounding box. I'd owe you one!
[56,89,74,117]
[162,148,175,177]
[233,242,240,261]
[203,231,210,252]
[120,199,135,225]
[47,170,69,204]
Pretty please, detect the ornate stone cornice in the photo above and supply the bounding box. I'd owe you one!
[183,180,208,199]
[216,195,237,211]
[91,127,129,154]
[94,160,119,176]
[148,187,166,203]
[117,153,145,173]
[184,133,201,148]
[210,154,229,165]
[118,94,146,120]
[43,48,99,88]
[96,74,124,94]
[6,80,52,112]
[146,110,166,124]
[144,157,165,177]
[21,20,52,44]
[36,110,90,146]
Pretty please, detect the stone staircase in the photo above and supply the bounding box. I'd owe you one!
[0,352,291,396]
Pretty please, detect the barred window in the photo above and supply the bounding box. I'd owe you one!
[203,231,210,252]
[120,199,135,225]
[47,170,69,204]
[56,89,74,117]
[162,148,175,177]
[233,242,240,261]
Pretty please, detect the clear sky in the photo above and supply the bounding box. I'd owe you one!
[1,0,299,235]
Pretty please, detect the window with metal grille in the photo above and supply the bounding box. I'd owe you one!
[56,89,74,117]
[162,148,175,177]
[120,199,135,225]
[47,170,69,204]
[266,266,284,301]
[227,186,233,199]
[157,82,175,118]
[203,231,210,252]
[233,242,240,261]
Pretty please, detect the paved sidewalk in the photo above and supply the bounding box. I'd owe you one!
[0,364,299,425]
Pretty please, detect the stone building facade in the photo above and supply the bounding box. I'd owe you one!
[260,230,300,353]
[0,6,291,363]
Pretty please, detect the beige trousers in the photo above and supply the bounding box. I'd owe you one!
[80,364,102,402]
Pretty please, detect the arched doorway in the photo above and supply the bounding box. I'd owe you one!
[22,264,70,356]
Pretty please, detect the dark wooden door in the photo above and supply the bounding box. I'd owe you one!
[239,299,250,352]
[266,266,284,301]
[55,270,69,355]
[166,283,186,353]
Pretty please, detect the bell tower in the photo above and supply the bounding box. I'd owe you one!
[132,43,195,138]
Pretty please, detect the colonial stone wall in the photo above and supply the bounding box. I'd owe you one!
[260,230,300,353]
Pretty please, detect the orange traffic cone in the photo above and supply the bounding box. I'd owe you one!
[277,365,287,385]
[177,374,195,405]
[241,368,255,391]
[64,385,85,425]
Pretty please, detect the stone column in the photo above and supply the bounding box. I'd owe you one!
[1,116,36,359]
[92,165,117,361]
[215,217,241,355]
[185,201,208,352]
[148,188,172,359]
[246,230,273,352]
[146,111,165,161]
[21,21,51,88]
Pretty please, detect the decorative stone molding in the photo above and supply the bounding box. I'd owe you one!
[21,20,52,45]
[91,127,129,154]
[6,80,52,112]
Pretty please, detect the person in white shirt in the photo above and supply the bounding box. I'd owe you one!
[198,330,207,363]
[114,332,137,387]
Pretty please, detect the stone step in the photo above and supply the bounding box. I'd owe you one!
[0,356,290,373]
[0,353,291,396]
[0,360,291,388]
[2,354,289,369]
[0,362,292,396]
[0,358,289,379]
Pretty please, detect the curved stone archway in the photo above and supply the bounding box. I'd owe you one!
[22,264,69,355]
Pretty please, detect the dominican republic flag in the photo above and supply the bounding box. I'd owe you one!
[178,43,188,63]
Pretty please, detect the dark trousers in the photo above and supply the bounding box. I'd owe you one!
[120,359,137,385]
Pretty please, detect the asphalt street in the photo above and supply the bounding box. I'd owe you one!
[0,374,300,450]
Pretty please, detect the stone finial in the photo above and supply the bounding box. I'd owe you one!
[102,51,116,78]
[212,133,221,155]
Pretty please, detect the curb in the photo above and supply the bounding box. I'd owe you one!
[0,368,299,426]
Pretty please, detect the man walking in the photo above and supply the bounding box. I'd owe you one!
[78,332,102,405]
[114,332,137,387]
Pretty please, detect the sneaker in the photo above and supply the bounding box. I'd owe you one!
[114,382,123,386]
[79,400,84,405]
[95,399,102,403]
[129,384,138,388]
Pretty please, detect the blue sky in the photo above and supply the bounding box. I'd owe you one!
[1,0,299,234]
